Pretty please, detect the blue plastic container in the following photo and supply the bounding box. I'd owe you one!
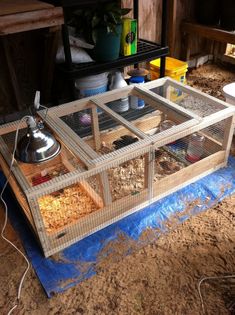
[129,76,145,109]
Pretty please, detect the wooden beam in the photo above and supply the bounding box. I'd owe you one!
[0,0,53,16]
[85,112,162,148]
[0,7,63,35]
[40,114,95,169]
[168,0,177,55]
[182,21,235,45]
[48,99,91,117]
[90,105,101,151]
[222,115,235,162]
[90,98,148,140]
[134,85,202,122]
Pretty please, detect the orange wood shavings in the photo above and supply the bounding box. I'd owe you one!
[38,183,99,233]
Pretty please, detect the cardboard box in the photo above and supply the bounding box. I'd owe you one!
[121,18,137,56]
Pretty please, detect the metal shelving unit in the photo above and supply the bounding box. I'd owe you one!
[50,0,169,100]
[58,39,168,79]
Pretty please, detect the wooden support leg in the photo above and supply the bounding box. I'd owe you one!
[168,0,177,56]
[98,172,112,205]
[144,149,155,200]
[90,104,111,205]
[163,83,171,101]
[222,115,235,163]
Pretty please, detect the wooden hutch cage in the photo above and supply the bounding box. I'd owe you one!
[0,77,234,257]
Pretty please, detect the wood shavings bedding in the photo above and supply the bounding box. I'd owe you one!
[38,145,187,233]
[38,184,99,233]
[99,144,186,200]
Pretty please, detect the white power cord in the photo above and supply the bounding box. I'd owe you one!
[198,274,235,314]
[1,116,31,315]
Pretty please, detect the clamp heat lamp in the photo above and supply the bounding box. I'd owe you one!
[16,92,61,164]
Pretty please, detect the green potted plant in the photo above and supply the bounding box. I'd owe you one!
[71,1,131,62]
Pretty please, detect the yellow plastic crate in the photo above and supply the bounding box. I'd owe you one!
[150,57,188,101]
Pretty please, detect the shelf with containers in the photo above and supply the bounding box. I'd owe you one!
[0,77,234,257]
[50,0,169,101]
[58,39,168,79]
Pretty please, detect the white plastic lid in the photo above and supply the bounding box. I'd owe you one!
[223,82,235,99]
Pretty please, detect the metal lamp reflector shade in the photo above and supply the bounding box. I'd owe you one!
[16,117,61,163]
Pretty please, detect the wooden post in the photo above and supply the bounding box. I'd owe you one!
[222,115,235,163]
[144,148,155,200]
[181,32,191,62]
[98,172,113,206]
[168,0,177,56]
[90,104,101,151]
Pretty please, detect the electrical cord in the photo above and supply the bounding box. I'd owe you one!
[198,274,235,314]
[33,91,48,122]
[0,116,31,315]
[39,104,49,123]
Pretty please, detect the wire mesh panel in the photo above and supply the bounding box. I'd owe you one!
[90,111,142,155]
[61,110,93,138]
[0,78,234,257]
[106,153,147,202]
[152,120,227,201]
[101,87,198,137]
[29,146,151,256]
[148,78,227,117]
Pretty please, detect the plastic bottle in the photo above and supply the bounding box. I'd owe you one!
[129,76,145,109]
[186,133,205,163]
[107,71,129,113]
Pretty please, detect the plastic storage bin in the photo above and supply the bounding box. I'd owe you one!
[223,82,235,105]
[75,72,108,115]
[75,73,108,99]
[150,57,188,101]
[150,57,188,82]
[223,82,235,134]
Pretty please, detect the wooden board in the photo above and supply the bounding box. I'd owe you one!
[0,0,53,16]
[91,99,148,140]
[153,151,226,197]
[85,112,162,149]
[0,7,63,35]
[45,149,226,257]
[0,153,37,234]
[122,0,162,43]
[182,22,235,46]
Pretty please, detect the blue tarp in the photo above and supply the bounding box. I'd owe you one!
[1,157,235,297]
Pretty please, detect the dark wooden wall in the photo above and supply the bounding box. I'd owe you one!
[0,28,57,118]
[0,31,42,114]
[122,0,162,43]
[123,0,219,60]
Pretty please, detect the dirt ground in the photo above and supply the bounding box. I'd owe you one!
[187,63,235,101]
[0,63,235,315]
